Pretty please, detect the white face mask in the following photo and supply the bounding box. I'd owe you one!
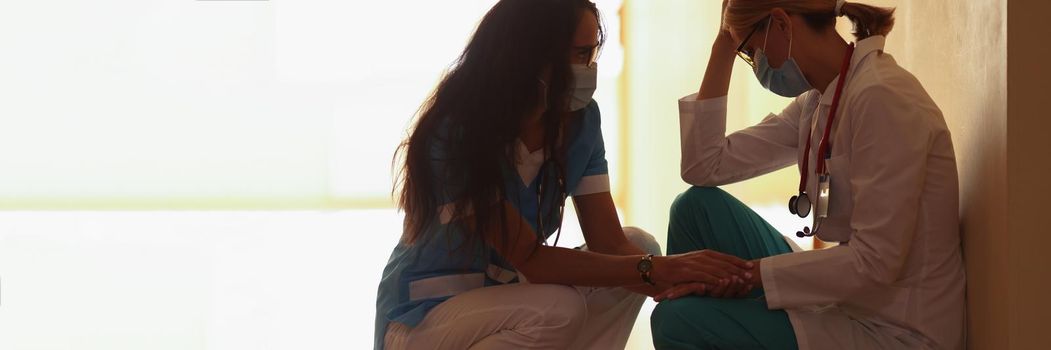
[569,63,597,111]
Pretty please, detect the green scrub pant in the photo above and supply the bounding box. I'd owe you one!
[651,187,799,350]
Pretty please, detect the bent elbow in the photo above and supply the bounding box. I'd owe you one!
[680,164,714,186]
[680,172,697,185]
[515,264,552,285]
[510,246,552,284]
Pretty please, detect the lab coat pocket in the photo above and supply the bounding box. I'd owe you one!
[819,154,853,242]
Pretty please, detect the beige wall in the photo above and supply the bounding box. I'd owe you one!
[887,1,1051,348]
[874,0,1011,348]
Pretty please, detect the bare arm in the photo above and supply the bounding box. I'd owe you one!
[572,192,662,296]
[697,31,738,100]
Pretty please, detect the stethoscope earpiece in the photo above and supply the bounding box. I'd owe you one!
[796,226,813,238]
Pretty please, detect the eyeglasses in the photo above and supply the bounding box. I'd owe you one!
[575,45,601,67]
[735,16,769,70]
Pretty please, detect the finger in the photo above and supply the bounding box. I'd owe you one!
[711,258,751,280]
[654,284,683,302]
[697,257,747,278]
[683,269,722,286]
[689,252,743,278]
[719,276,740,298]
[725,277,747,298]
[661,256,721,285]
[709,278,730,298]
[694,262,734,280]
[658,285,687,301]
[666,283,706,300]
[654,285,683,302]
[705,250,753,270]
[727,276,749,298]
[736,283,754,298]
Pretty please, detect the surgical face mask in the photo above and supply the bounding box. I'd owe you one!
[569,63,597,111]
[753,18,812,97]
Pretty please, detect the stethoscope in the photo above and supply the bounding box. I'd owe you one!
[536,158,566,246]
[791,43,855,238]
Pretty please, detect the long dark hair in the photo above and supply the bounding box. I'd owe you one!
[395,0,604,251]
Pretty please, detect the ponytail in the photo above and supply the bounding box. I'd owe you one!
[839,1,895,40]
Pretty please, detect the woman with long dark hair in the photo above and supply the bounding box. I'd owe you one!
[375,0,754,348]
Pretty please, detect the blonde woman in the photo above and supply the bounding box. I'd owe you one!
[650,0,965,349]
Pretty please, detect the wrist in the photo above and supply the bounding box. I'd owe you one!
[750,259,764,287]
[636,254,656,286]
[713,34,737,56]
[647,255,669,285]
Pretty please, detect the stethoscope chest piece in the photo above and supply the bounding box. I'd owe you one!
[788,193,812,217]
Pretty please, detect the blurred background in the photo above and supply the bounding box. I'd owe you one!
[1,0,1044,349]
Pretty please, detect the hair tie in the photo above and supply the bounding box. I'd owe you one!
[835,0,847,16]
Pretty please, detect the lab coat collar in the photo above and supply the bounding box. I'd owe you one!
[817,36,887,106]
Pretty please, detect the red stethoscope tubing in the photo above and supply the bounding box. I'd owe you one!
[798,43,855,193]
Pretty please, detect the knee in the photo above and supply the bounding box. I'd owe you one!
[651,299,695,334]
[651,300,694,346]
[670,187,732,218]
[534,285,588,332]
[651,298,719,348]
[623,226,663,256]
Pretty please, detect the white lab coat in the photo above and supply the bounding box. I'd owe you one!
[678,36,965,349]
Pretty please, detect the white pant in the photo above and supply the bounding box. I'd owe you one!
[384,227,662,350]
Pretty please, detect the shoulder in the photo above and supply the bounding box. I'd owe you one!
[849,52,934,108]
[580,99,602,126]
[845,77,944,143]
[567,100,603,140]
[849,53,942,121]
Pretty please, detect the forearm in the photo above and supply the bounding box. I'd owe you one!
[586,235,646,256]
[518,245,647,288]
[520,245,664,297]
[697,35,738,100]
[681,37,739,185]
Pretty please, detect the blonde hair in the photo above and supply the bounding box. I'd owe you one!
[724,0,895,41]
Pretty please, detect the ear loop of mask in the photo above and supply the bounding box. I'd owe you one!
[762,15,793,63]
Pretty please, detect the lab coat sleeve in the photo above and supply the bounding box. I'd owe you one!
[761,85,929,309]
[679,93,803,186]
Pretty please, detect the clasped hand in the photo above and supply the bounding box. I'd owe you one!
[649,250,761,301]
